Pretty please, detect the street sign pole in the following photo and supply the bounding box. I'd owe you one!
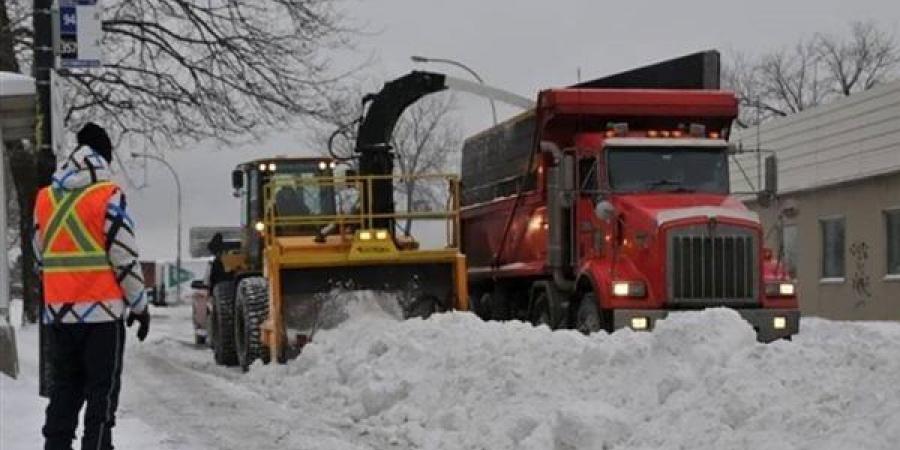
[35,0,55,398]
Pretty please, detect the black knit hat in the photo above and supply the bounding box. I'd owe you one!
[76,122,113,163]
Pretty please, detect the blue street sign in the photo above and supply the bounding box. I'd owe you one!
[59,6,77,35]
[55,0,102,69]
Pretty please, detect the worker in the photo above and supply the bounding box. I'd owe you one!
[275,183,311,216]
[34,123,149,450]
[206,232,232,295]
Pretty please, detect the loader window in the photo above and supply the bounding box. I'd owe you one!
[606,146,729,194]
[265,162,337,218]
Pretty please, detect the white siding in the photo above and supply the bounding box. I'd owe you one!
[730,79,900,195]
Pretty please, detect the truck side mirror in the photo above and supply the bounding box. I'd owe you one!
[231,169,244,190]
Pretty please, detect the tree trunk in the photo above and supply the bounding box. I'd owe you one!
[403,181,414,236]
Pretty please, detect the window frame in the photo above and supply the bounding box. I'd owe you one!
[819,215,846,283]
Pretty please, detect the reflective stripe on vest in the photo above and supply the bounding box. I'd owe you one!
[37,182,124,304]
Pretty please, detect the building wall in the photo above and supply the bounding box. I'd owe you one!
[728,79,900,321]
[751,171,900,321]
[730,79,900,195]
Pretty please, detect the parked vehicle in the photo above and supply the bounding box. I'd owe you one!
[190,278,210,346]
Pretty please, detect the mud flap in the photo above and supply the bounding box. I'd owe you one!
[0,319,18,379]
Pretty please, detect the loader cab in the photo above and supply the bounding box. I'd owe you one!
[231,158,338,269]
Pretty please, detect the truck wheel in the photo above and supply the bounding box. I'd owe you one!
[235,277,270,371]
[212,281,238,366]
[575,292,602,334]
[474,292,492,320]
[487,289,511,321]
[530,291,552,328]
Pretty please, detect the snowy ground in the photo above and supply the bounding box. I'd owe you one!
[3,293,900,450]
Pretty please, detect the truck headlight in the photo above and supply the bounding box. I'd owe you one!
[766,282,796,297]
[375,230,389,240]
[358,231,372,240]
[611,281,647,298]
[630,317,649,330]
[773,316,787,330]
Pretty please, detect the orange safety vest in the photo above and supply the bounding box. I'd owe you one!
[35,181,124,304]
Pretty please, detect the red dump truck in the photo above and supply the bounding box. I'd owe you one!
[460,52,799,341]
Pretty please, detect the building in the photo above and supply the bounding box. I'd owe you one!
[730,80,900,321]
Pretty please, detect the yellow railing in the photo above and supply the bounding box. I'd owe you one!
[262,174,461,249]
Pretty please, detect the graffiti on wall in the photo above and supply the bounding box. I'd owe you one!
[849,241,872,309]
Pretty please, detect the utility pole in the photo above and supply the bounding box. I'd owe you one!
[132,153,183,305]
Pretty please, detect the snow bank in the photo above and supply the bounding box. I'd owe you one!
[240,299,900,450]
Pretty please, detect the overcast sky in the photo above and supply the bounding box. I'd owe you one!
[122,0,900,261]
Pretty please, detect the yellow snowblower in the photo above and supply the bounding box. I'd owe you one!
[207,72,468,370]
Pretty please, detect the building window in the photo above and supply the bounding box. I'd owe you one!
[780,223,799,278]
[820,217,845,280]
[887,209,900,276]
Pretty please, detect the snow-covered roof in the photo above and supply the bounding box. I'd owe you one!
[729,78,900,195]
[0,72,35,97]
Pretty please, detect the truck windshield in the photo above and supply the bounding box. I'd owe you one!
[606,146,729,194]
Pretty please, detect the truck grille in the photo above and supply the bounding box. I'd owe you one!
[668,225,757,305]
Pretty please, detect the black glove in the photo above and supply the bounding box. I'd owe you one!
[126,309,150,341]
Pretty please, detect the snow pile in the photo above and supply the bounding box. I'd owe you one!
[240,298,900,450]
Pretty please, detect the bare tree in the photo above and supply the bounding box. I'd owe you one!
[1,0,355,321]
[725,20,899,127]
[391,96,462,235]
[310,88,462,235]
[817,21,900,96]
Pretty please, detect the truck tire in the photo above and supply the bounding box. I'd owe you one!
[474,292,492,320]
[575,292,602,334]
[530,291,552,328]
[235,277,270,371]
[212,281,238,366]
[486,289,511,321]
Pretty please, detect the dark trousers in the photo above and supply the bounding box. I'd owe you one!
[43,321,126,450]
